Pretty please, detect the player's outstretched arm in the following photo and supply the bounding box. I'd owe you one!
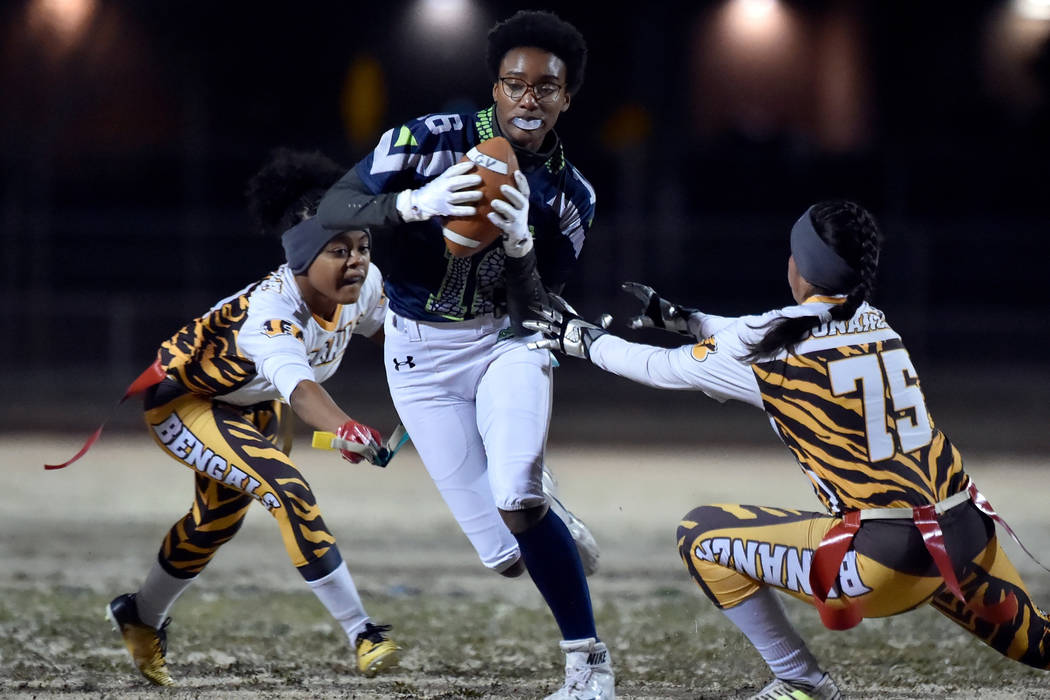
[289,380,381,465]
[523,295,612,361]
[622,281,701,337]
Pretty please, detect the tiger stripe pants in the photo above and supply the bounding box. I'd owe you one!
[678,502,1050,668]
[143,380,342,582]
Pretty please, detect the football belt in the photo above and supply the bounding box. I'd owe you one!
[808,479,1050,630]
[44,357,411,471]
[44,358,167,470]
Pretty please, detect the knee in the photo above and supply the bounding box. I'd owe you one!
[679,505,716,533]
[499,503,549,534]
[677,505,715,559]
[183,509,248,548]
[497,557,527,578]
[220,511,249,540]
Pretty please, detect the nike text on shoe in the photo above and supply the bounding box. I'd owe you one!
[355,622,400,677]
[105,593,174,687]
[750,672,842,700]
[544,637,615,700]
[542,464,600,576]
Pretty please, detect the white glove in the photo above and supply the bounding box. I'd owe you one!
[487,170,533,258]
[395,160,483,222]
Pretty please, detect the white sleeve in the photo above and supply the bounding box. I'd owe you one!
[687,312,737,340]
[256,348,315,403]
[238,300,316,403]
[588,320,765,408]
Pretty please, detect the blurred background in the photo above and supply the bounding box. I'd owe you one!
[3,0,1048,453]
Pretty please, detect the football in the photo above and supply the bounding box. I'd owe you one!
[443,137,519,258]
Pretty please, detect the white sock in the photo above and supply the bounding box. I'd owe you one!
[306,562,369,643]
[135,559,196,629]
[720,587,825,687]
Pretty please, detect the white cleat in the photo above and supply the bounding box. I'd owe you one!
[544,637,616,700]
[750,673,842,700]
[542,464,600,576]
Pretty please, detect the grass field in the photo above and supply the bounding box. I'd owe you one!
[4,433,1050,699]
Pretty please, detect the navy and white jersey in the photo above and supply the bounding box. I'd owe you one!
[318,105,596,322]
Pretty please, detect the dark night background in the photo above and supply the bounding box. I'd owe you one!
[2,0,1048,451]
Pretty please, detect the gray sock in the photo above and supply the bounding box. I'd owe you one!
[306,563,369,643]
[720,586,825,686]
[135,559,196,628]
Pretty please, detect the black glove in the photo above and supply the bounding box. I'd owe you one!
[522,294,611,361]
[622,281,699,336]
[503,248,549,337]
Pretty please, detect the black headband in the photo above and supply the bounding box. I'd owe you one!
[281,216,335,275]
[790,206,859,292]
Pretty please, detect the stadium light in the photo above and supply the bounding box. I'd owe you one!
[414,0,476,33]
[985,0,1050,107]
[402,0,487,69]
[26,0,95,46]
[1014,0,1050,21]
[723,0,787,42]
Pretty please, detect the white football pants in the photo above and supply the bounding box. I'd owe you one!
[384,310,553,572]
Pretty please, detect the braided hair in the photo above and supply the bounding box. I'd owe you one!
[743,200,882,361]
[245,147,346,238]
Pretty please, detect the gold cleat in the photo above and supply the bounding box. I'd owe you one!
[106,593,175,687]
[355,622,400,677]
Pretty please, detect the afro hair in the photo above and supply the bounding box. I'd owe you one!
[245,147,346,237]
[486,10,587,95]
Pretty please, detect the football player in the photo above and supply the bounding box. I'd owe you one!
[317,10,613,699]
[102,149,399,685]
[527,200,1050,700]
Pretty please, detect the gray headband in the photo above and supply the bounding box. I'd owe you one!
[281,216,334,274]
[790,206,858,292]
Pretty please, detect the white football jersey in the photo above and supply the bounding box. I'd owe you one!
[159,263,385,405]
[590,297,966,513]
[589,298,891,408]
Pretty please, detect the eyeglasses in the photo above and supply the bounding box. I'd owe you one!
[498,77,564,104]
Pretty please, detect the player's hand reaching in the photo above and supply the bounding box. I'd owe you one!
[523,294,612,361]
[396,161,483,222]
[488,170,533,258]
[622,281,700,336]
[336,419,382,465]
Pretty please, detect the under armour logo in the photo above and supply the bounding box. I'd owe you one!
[392,356,415,371]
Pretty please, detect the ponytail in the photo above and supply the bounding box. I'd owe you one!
[743,201,881,362]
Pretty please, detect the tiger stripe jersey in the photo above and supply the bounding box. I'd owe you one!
[318,105,596,322]
[588,295,966,515]
[158,262,385,405]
